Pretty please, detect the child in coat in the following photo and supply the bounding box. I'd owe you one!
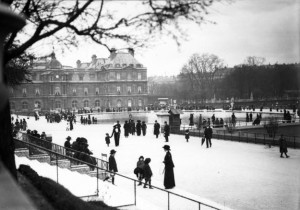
[185,129,190,142]
[105,133,111,147]
[143,158,153,189]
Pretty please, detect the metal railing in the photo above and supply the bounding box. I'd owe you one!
[14,138,222,210]
[170,126,300,149]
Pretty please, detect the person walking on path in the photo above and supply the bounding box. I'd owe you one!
[135,156,145,186]
[123,121,130,138]
[64,136,72,156]
[279,134,289,158]
[154,120,160,138]
[185,129,190,142]
[141,121,147,136]
[105,149,118,184]
[105,133,111,147]
[162,145,175,189]
[204,125,213,148]
[163,121,170,142]
[136,120,142,136]
[143,158,153,189]
[111,121,121,146]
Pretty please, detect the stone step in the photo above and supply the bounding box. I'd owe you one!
[28,154,51,164]
[50,159,71,169]
[15,148,29,158]
[88,170,108,180]
[69,164,90,174]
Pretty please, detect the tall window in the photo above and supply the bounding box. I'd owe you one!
[22,101,28,109]
[138,99,142,107]
[35,88,40,96]
[84,100,89,107]
[127,86,131,94]
[117,99,122,107]
[95,100,100,107]
[127,73,131,80]
[79,75,84,81]
[35,101,41,108]
[72,88,76,96]
[55,87,61,95]
[62,85,66,95]
[84,87,88,96]
[138,73,141,80]
[116,73,121,80]
[22,88,27,97]
[50,85,53,95]
[72,100,77,108]
[138,86,142,93]
[95,88,99,95]
[55,101,61,109]
[128,99,132,107]
[10,102,15,110]
[117,86,121,94]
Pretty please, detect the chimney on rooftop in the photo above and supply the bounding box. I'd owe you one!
[110,48,117,58]
[128,48,134,57]
[76,60,81,68]
[92,54,97,64]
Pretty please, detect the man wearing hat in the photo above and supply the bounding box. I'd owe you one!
[153,120,160,138]
[111,121,121,146]
[106,149,118,185]
[162,145,175,189]
[163,121,170,142]
[64,136,72,156]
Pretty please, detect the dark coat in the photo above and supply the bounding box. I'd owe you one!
[204,127,212,138]
[164,124,170,137]
[109,155,118,172]
[154,122,160,135]
[64,140,71,148]
[163,151,175,189]
[185,133,190,140]
[136,122,142,136]
[105,136,110,144]
[123,122,130,137]
[279,137,288,153]
[143,164,153,181]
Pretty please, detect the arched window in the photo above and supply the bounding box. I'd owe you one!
[10,102,15,110]
[55,87,61,95]
[55,101,61,109]
[35,101,41,108]
[84,100,89,108]
[95,100,100,107]
[117,99,122,108]
[138,99,142,107]
[72,100,78,108]
[22,101,28,109]
[138,73,141,80]
[128,99,132,107]
[116,73,121,80]
[84,87,88,96]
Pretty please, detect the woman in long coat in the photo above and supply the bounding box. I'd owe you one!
[136,120,142,136]
[111,121,121,146]
[162,145,175,189]
[279,134,289,158]
[123,121,130,138]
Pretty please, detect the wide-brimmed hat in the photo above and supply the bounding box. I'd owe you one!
[110,149,117,154]
[162,145,170,150]
[66,136,71,140]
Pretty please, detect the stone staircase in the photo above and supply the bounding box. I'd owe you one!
[14,148,107,179]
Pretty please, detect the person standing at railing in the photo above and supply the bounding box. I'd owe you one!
[279,134,289,158]
[105,149,118,185]
[154,120,160,138]
[162,145,175,189]
[143,158,153,189]
[64,136,72,156]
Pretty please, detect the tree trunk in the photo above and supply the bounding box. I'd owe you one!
[0,101,17,180]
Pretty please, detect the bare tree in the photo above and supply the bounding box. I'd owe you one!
[180,53,224,99]
[1,0,228,179]
[244,56,266,66]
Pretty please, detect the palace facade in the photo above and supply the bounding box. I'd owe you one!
[9,48,148,113]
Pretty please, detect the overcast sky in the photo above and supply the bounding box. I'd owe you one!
[40,0,300,76]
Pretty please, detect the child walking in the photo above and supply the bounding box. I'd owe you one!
[185,129,190,142]
[105,133,111,147]
[143,158,153,189]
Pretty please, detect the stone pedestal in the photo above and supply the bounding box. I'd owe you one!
[156,111,170,126]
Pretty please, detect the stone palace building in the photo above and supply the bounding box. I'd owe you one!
[9,48,148,113]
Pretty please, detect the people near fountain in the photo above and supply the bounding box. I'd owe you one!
[143,158,153,189]
[279,134,289,158]
[246,113,249,122]
[104,149,118,185]
[64,136,72,156]
[136,120,142,136]
[134,156,145,186]
[285,111,291,123]
[215,118,220,127]
[105,133,111,147]
[111,121,121,146]
[154,120,160,138]
[162,145,175,189]
[204,125,213,148]
[163,121,170,142]
[231,113,236,127]
[220,118,224,127]
[130,120,136,135]
[123,121,130,138]
[185,129,190,142]
[211,114,215,125]
[249,112,253,121]
[141,121,147,136]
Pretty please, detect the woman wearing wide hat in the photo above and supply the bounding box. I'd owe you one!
[162,145,175,189]
[105,149,118,184]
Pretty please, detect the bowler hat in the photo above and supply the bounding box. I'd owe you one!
[162,145,170,150]
[66,136,71,140]
[110,149,117,154]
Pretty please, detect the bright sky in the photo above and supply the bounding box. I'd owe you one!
[37,0,300,76]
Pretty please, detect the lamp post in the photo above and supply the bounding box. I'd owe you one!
[0,3,26,179]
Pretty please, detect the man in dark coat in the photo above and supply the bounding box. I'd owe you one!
[108,149,118,184]
[163,121,170,142]
[153,120,160,138]
[143,158,153,189]
[136,120,142,136]
[279,134,289,158]
[123,121,130,138]
[204,125,213,148]
[111,121,121,146]
[162,145,175,189]
[64,136,72,156]
[141,121,147,136]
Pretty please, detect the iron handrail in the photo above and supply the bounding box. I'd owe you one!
[14,138,222,210]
